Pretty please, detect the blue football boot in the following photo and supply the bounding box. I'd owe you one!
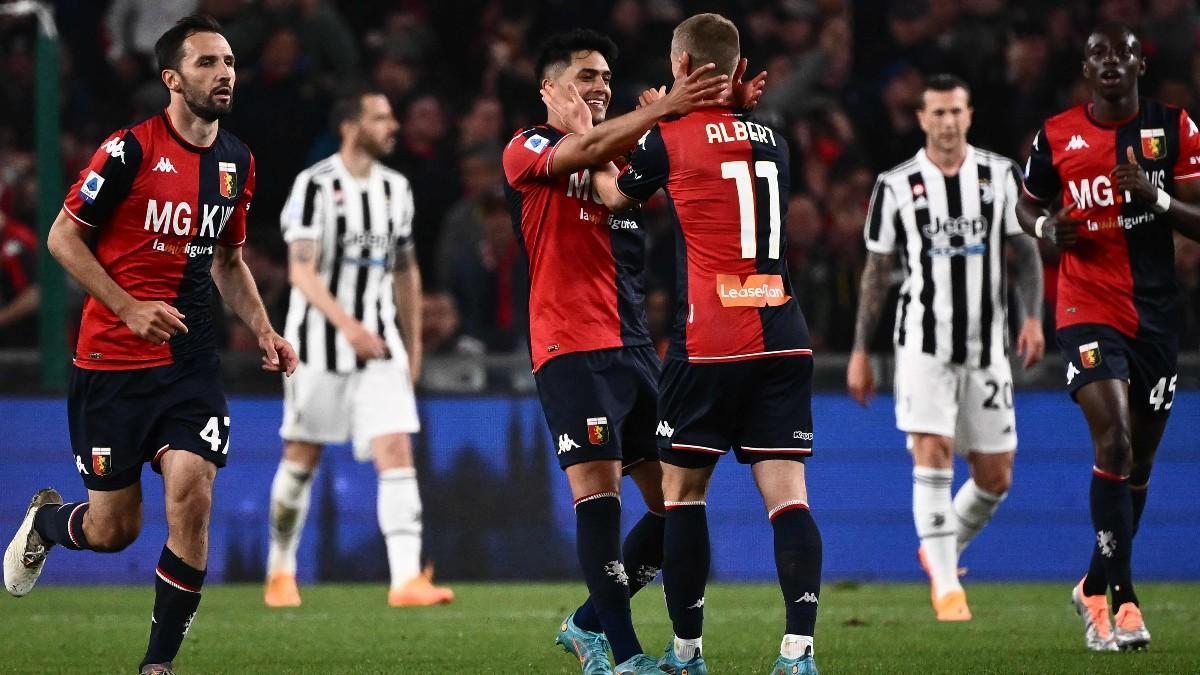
[770,653,819,675]
[658,641,708,675]
[615,653,665,674]
[555,612,613,675]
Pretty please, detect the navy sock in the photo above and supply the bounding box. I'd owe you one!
[142,546,206,668]
[1083,482,1149,596]
[574,493,641,662]
[33,502,91,551]
[575,511,665,633]
[771,504,822,637]
[1089,471,1137,608]
[663,502,709,641]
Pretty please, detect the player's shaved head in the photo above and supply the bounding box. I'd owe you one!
[672,13,740,78]
[535,29,618,81]
[155,14,225,73]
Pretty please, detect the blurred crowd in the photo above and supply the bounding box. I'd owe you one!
[2,0,1200,370]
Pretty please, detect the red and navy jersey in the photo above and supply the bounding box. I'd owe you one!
[616,108,810,362]
[62,111,255,370]
[1024,99,1200,340]
[502,124,650,371]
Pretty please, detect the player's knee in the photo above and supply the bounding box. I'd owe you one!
[975,470,1011,494]
[166,486,214,530]
[1094,427,1133,473]
[89,518,141,552]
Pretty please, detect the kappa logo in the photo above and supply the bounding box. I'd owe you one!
[75,455,89,475]
[687,597,705,609]
[1066,361,1080,385]
[557,434,580,455]
[793,430,813,441]
[1066,135,1090,151]
[153,156,178,173]
[656,420,675,437]
[1097,530,1116,558]
[793,592,819,604]
[102,137,126,163]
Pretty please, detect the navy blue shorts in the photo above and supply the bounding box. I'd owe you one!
[534,345,660,471]
[68,352,231,491]
[1057,323,1178,414]
[657,355,814,468]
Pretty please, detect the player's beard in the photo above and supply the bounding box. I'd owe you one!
[181,81,232,122]
[360,134,394,160]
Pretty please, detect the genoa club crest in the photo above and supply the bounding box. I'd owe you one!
[218,161,238,198]
[587,417,610,445]
[92,447,112,476]
[1140,128,1166,160]
[1079,341,1102,369]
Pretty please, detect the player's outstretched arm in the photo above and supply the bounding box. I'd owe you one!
[846,251,894,406]
[392,247,422,384]
[212,243,297,375]
[1007,235,1045,369]
[47,209,188,345]
[542,59,728,177]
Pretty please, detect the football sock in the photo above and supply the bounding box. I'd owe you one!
[574,510,665,633]
[913,466,961,597]
[770,502,822,638]
[1090,469,1138,607]
[33,502,91,551]
[673,636,703,662]
[1083,481,1148,596]
[142,546,205,668]
[266,459,315,576]
[952,478,1007,554]
[378,467,423,587]
[781,634,814,659]
[574,493,641,663]
[663,501,709,641]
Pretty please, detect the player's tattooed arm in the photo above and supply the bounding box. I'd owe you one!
[1007,234,1046,368]
[287,239,386,361]
[393,247,422,383]
[847,252,894,406]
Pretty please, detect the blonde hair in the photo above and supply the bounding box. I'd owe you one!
[671,13,740,78]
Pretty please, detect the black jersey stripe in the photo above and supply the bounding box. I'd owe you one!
[945,174,968,364]
[977,163,994,368]
[909,172,937,356]
[378,179,392,344]
[894,207,910,346]
[326,178,346,372]
[867,179,886,242]
[352,190,372,370]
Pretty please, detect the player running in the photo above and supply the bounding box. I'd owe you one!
[263,89,452,609]
[3,15,296,675]
[848,74,1045,621]
[503,28,731,675]
[1016,21,1200,653]
[559,13,820,675]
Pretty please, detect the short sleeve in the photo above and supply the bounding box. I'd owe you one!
[220,152,253,246]
[1022,125,1059,202]
[864,176,898,254]
[1173,111,1200,183]
[615,126,669,203]
[1002,161,1025,237]
[503,129,570,186]
[280,169,324,243]
[62,130,142,228]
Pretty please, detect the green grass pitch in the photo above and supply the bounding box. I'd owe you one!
[2,582,1199,673]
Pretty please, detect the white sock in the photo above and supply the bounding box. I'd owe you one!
[673,636,702,661]
[267,459,315,576]
[780,634,813,659]
[912,466,960,597]
[953,478,1007,554]
[379,467,422,588]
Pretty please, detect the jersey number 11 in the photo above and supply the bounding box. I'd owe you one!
[722,160,781,260]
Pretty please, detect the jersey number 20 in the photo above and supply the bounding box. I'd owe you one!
[722,160,781,259]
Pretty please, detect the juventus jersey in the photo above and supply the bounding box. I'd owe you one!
[280,154,415,373]
[865,146,1025,368]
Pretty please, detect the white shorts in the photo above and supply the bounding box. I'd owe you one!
[280,359,420,461]
[893,349,1017,455]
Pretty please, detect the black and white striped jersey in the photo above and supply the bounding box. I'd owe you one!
[280,154,415,372]
[864,146,1025,368]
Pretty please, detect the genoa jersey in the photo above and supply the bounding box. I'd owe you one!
[617,108,810,362]
[63,111,254,370]
[1023,99,1200,339]
[502,124,650,371]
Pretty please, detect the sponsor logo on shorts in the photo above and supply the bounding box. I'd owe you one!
[793,430,813,441]
[656,420,675,437]
[1079,341,1101,369]
[92,447,112,476]
[75,456,89,475]
[557,434,580,455]
[587,417,609,445]
[716,274,789,308]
